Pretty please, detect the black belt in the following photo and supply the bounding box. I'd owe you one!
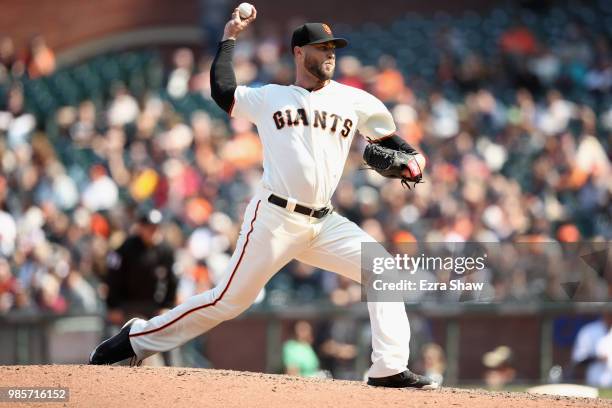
[268,194,332,219]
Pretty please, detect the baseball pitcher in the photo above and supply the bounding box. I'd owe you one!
[90,6,435,389]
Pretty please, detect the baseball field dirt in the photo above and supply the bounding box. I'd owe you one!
[1,365,611,408]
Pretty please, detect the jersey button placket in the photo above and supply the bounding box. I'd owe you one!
[308,91,322,212]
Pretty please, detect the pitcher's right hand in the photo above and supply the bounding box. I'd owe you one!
[222,5,258,41]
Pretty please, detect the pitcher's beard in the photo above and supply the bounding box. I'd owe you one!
[305,56,334,81]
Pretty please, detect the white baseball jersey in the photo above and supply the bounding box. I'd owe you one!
[126,79,414,380]
[231,80,396,207]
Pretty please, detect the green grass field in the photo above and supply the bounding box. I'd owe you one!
[599,389,612,399]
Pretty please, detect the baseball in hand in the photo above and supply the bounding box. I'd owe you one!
[238,2,254,19]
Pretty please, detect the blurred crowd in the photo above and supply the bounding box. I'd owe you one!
[0,34,56,82]
[0,2,611,321]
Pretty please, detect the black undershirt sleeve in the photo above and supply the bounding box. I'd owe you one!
[374,134,417,155]
[210,40,237,114]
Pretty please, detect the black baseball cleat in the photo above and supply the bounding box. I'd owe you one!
[89,318,138,365]
[367,369,440,390]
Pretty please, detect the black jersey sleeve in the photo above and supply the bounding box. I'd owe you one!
[210,40,237,113]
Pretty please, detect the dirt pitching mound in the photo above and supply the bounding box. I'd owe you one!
[1,365,610,408]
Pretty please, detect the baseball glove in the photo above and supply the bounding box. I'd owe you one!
[363,143,423,189]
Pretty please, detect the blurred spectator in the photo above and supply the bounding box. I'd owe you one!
[37,272,67,314]
[283,320,321,377]
[221,118,262,170]
[63,269,98,312]
[0,202,17,257]
[107,84,140,127]
[427,91,459,139]
[537,90,575,136]
[105,209,177,325]
[337,56,365,90]
[528,47,561,87]
[373,55,405,103]
[314,318,359,380]
[571,312,612,388]
[70,100,100,146]
[167,48,194,99]
[483,345,516,389]
[421,343,446,386]
[0,258,18,313]
[0,84,36,147]
[456,52,487,92]
[0,36,24,81]
[327,275,361,307]
[82,165,119,212]
[595,324,612,387]
[25,35,56,79]
[585,59,612,95]
[190,56,213,97]
[0,36,16,71]
[499,24,538,56]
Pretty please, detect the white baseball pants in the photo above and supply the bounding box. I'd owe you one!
[128,187,410,378]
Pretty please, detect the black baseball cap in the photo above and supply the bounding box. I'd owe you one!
[291,23,348,54]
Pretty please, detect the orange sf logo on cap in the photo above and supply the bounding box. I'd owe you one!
[322,24,332,35]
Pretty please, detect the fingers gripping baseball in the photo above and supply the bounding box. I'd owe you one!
[223,4,257,41]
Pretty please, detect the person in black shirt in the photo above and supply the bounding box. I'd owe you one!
[105,209,176,327]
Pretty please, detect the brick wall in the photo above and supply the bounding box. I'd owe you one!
[3,0,495,54]
[1,0,200,52]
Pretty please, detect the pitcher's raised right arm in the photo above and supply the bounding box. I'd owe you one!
[210,6,257,114]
